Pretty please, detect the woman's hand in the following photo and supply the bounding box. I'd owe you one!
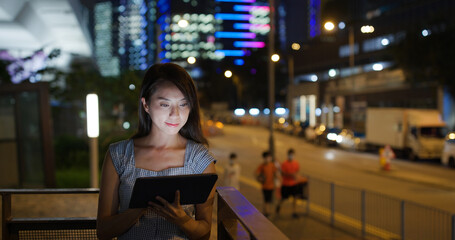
[148,190,192,226]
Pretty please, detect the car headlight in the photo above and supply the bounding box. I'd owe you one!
[327,133,338,141]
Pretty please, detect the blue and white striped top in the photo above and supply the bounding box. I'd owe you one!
[109,139,216,240]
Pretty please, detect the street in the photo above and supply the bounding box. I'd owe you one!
[208,125,455,214]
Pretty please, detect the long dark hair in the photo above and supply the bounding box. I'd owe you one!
[132,63,207,145]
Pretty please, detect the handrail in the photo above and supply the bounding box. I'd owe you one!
[1,187,289,240]
[1,189,99,240]
[217,186,289,240]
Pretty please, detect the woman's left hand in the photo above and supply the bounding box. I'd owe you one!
[148,190,192,226]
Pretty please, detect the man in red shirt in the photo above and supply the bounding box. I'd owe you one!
[255,151,277,217]
[275,148,300,218]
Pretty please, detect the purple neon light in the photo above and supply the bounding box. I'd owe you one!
[215,0,255,3]
[233,5,270,12]
[233,41,265,48]
[233,23,270,31]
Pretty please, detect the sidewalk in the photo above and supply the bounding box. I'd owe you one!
[234,181,360,240]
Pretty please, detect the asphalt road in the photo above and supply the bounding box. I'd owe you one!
[208,125,455,214]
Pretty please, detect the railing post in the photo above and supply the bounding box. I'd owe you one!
[361,190,366,238]
[2,193,12,240]
[306,177,310,215]
[331,183,335,226]
[401,200,405,240]
[452,214,455,240]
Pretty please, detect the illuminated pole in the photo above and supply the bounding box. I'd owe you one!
[268,0,275,159]
[86,93,99,188]
[348,25,355,74]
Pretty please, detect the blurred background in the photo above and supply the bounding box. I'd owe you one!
[0,0,454,189]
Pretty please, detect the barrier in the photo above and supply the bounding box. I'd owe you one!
[1,187,288,240]
[306,176,455,240]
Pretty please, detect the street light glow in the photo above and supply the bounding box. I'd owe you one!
[324,21,335,31]
[310,74,318,82]
[275,107,286,115]
[224,70,233,78]
[381,38,390,46]
[86,93,99,138]
[249,108,260,116]
[328,69,337,77]
[271,53,280,62]
[338,22,346,30]
[291,43,300,50]
[373,63,383,71]
[361,25,375,33]
[178,19,189,28]
[187,56,196,64]
[234,108,245,116]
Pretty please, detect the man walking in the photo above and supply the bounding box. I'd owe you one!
[275,148,300,218]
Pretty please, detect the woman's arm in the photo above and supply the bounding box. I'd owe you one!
[96,151,147,240]
[148,162,216,240]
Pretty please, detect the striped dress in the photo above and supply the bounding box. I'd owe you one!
[109,139,216,240]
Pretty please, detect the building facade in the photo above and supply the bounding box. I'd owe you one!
[287,0,455,132]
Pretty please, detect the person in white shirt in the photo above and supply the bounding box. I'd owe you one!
[224,153,241,190]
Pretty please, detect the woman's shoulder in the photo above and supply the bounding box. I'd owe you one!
[110,138,132,149]
[185,140,216,172]
[109,139,133,156]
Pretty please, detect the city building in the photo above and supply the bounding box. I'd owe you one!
[286,0,455,132]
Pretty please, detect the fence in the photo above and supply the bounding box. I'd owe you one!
[1,187,288,240]
[307,177,455,240]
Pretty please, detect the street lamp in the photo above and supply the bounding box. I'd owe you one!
[224,70,232,78]
[86,93,99,188]
[324,21,375,74]
[187,56,196,64]
[268,0,276,160]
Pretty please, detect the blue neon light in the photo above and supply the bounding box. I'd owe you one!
[309,0,321,38]
[215,50,246,57]
[216,0,255,2]
[234,59,245,65]
[233,23,251,30]
[215,31,256,39]
[215,13,252,21]
[233,5,269,12]
[233,5,251,12]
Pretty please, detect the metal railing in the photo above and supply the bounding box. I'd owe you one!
[1,187,288,240]
[306,177,455,240]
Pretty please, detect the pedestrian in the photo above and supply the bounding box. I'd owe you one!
[97,63,217,240]
[381,144,395,171]
[275,148,300,218]
[255,151,277,217]
[224,152,241,190]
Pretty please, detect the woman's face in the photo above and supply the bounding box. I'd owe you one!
[142,81,190,136]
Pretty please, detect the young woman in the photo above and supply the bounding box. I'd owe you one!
[97,63,217,240]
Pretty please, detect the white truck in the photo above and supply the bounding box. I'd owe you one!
[365,108,447,160]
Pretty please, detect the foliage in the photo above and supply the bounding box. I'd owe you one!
[55,168,90,188]
[54,135,89,169]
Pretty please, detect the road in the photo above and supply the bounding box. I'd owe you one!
[208,125,455,214]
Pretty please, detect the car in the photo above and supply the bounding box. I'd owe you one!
[441,132,455,168]
[336,129,367,151]
[314,126,341,147]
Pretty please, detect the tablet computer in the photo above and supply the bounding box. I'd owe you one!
[129,173,218,208]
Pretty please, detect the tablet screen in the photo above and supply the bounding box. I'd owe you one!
[129,173,218,208]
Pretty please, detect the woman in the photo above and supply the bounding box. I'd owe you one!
[97,63,217,240]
